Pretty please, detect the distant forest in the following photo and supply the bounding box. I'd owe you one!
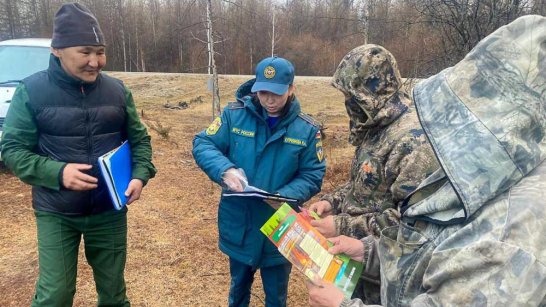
[1,0,544,77]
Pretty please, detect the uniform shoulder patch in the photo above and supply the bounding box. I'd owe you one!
[206,117,222,135]
[228,101,244,109]
[298,113,322,128]
[316,140,324,162]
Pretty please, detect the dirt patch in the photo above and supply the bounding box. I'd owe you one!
[0,73,352,306]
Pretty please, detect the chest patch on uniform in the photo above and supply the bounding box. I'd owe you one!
[232,127,255,137]
[284,137,307,147]
[206,117,222,135]
[316,141,324,162]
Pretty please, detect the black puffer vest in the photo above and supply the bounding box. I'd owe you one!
[24,55,127,215]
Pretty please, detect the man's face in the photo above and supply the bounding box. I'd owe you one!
[52,46,106,83]
[257,85,294,116]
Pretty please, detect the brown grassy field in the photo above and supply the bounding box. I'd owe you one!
[0,73,354,306]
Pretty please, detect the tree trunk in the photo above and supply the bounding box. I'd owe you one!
[141,48,146,72]
[361,0,370,44]
[206,0,221,118]
[271,9,275,56]
[118,0,127,72]
[5,0,19,39]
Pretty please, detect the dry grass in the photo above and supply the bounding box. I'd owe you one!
[0,72,353,306]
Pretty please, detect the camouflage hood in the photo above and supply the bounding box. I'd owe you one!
[404,15,546,224]
[332,44,412,146]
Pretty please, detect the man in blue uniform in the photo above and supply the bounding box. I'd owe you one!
[193,57,326,306]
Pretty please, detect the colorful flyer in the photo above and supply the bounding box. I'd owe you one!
[260,203,363,298]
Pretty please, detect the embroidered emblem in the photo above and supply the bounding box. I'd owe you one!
[264,66,276,79]
[315,130,322,139]
[316,141,324,162]
[232,127,255,137]
[206,117,222,135]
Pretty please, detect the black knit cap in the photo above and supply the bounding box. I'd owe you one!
[51,2,105,48]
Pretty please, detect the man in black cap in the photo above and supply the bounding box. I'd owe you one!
[0,2,156,306]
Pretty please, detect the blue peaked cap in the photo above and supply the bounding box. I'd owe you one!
[251,57,295,95]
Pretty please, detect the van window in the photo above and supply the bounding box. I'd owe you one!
[0,46,51,83]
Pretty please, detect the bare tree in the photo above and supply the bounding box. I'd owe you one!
[206,0,221,118]
[357,0,373,44]
[414,0,532,67]
[2,0,21,39]
[0,0,535,78]
[270,7,276,56]
[116,0,127,72]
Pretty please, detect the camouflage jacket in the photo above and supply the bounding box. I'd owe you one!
[321,45,439,239]
[342,15,546,307]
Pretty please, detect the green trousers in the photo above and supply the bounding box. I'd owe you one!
[32,208,130,307]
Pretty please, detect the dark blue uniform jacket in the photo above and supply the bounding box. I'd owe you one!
[192,79,326,267]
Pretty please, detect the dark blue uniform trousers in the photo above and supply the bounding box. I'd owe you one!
[228,258,292,307]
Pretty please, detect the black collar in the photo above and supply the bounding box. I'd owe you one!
[47,54,100,94]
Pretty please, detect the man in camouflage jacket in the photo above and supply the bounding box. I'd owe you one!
[309,45,439,240]
[309,44,439,304]
[307,14,546,307]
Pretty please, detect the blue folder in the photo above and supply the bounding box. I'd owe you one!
[98,141,132,210]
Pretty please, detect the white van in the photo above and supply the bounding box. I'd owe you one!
[0,38,51,160]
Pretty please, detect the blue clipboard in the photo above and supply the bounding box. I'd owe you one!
[98,141,132,210]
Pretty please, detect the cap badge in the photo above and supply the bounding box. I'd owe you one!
[264,66,276,79]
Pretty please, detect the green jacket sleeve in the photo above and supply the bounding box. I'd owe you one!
[124,87,156,185]
[0,84,65,190]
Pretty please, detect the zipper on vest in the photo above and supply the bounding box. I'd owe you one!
[80,84,92,163]
[81,83,94,212]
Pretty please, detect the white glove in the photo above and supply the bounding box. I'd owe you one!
[222,168,248,192]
